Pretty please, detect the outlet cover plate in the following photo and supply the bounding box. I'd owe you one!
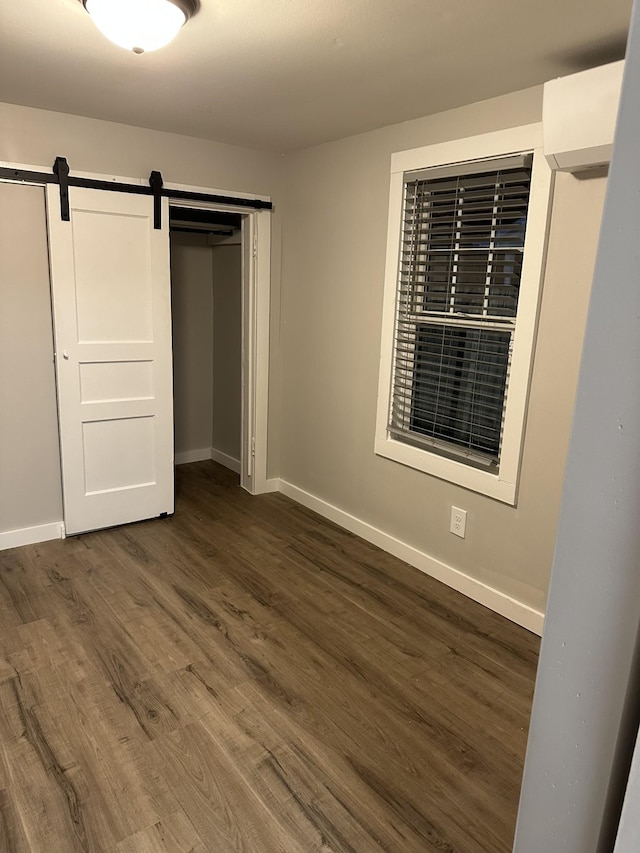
[451,506,467,538]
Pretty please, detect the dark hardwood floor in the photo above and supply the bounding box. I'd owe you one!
[0,461,539,852]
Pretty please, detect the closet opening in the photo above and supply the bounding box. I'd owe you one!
[169,205,245,487]
[1,159,272,539]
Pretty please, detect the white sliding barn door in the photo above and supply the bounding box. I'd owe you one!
[46,186,174,535]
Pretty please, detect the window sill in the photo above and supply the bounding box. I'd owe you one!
[374,435,517,504]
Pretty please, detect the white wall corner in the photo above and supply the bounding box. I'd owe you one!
[262,478,280,493]
[277,480,544,635]
[0,521,65,551]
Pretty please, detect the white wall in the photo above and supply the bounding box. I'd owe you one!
[278,86,607,619]
[0,183,63,541]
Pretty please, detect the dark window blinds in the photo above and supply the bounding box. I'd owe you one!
[389,154,533,466]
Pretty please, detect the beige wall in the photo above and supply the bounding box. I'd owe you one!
[279,86,607,612]
[212,244,242,462]
[0,102,281,196]
[0,101,283,479]
[0,183,63,534]
[170,232,214,456]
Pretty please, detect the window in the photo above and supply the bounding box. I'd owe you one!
[375,126,553,504]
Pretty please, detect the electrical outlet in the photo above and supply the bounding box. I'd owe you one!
[450,506,467,538]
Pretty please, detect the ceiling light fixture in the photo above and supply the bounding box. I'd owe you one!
[81,0,197,54]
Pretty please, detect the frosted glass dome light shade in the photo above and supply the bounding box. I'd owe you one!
[83,0,196,53]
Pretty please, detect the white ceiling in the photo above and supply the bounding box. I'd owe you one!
[0,0,633,153]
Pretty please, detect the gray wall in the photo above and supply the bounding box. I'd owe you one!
[0,183,62,534]
[515,2,640,847]
[212,244,242,463]
[170,232,214,457]
[278,87,607,615]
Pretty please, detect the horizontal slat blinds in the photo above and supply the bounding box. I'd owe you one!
[390,155,532,466]
[405,153,532,183]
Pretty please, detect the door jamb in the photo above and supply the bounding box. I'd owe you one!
[168,196,271,496]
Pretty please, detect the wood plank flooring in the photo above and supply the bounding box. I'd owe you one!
[0,461,539,852]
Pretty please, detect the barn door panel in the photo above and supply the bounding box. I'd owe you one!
[46,185,174,535]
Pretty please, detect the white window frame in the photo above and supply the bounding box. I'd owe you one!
[375,124,553,505]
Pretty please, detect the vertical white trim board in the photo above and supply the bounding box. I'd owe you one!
[0,522,65,551]
[277,479,544,636]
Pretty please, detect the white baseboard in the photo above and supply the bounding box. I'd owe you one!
[175,448,213,465]
[0,521,65,551]
[175,446,242,474]
[176,447,242,474]
[262,478,280,494]
[278,480,544,636]
[210,448,241,474]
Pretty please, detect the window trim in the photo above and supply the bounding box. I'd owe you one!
[375,124,554,505]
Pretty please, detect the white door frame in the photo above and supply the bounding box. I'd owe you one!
[167,190,272,494]
[1,162,273,499]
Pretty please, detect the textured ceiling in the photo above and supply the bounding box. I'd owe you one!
[0,0,633,153]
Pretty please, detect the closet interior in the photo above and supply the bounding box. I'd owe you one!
[169,207,243,474]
